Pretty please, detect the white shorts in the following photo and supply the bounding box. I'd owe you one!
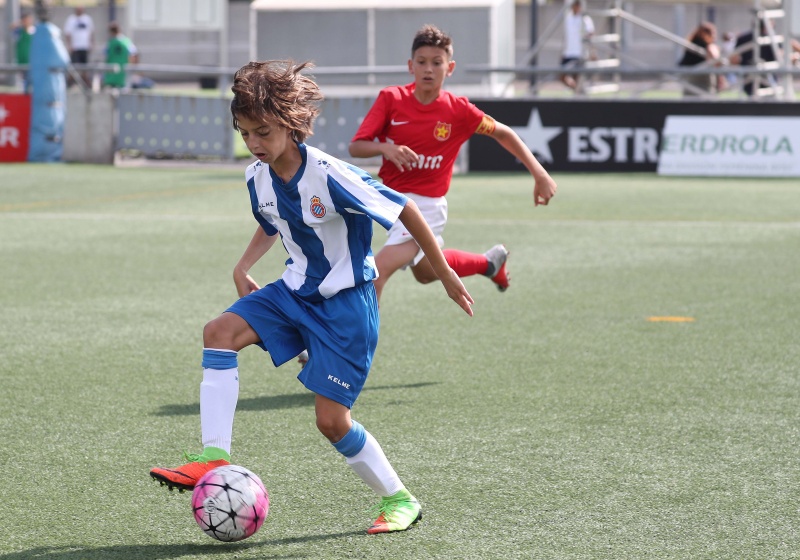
[384,193,448,268]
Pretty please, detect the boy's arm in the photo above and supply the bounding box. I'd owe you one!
[233,226,279,298]
[397,199,474,316]
[349,139,419,173]
[488,121,558,206]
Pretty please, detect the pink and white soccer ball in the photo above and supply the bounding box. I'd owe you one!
[191,464,269,542]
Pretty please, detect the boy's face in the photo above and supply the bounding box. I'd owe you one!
[408,46,455,93]
[236,114,293,165]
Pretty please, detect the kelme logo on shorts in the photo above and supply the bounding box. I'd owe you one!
[309,195,327,218]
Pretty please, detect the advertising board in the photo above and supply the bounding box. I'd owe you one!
[468,100,800,176]
[0,94,31,163]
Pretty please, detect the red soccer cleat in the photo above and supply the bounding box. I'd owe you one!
[484,244,510,292]
[150,453,230,493]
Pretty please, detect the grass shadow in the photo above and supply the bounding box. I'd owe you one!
[0,530,364,559]
[153,382,441,416]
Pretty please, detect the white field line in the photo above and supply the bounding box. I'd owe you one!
[0,212,243,222]
[1,214,799,229]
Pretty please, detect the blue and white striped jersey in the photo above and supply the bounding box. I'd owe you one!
[245,143,408,302]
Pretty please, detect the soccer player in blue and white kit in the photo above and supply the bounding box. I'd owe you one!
[150,60,474,535]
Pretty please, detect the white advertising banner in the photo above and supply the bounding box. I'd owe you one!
[658,116,800,177]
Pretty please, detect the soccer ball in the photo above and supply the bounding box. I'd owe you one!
[191,465,270,542]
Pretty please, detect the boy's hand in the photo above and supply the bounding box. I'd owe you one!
[383,143,419,172]
[233,270,261,298]
[440,268,475,316]
[534,175,558,206]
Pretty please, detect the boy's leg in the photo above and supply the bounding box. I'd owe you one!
[393,193,509,291]
[318,396,421,534]
[149,348,237,491]
[199,353,239,453]
[411,244,510,291]
[374,240,422,301]
[150,313,260,491]
[481,244,510,292]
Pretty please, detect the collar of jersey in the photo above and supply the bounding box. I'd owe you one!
[267,142,307,190]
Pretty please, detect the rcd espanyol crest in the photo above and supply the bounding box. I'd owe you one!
[309,195,327,218]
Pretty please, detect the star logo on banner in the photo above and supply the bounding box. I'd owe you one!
[0,104,8,124]
[512,109,562,163]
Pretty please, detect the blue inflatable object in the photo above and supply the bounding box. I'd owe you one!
[27,22,69,162]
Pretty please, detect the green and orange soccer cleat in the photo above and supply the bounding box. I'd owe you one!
[150,448,230,493]
[367,488,422,534]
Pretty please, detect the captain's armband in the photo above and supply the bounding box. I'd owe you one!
[475,115,496,136]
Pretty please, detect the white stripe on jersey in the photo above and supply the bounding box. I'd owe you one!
[245,143,407,301]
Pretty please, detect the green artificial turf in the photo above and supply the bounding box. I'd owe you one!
[1,165,798,559]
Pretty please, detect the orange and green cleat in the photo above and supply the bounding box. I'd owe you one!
[150,448,230,492]
[367,488,422,534]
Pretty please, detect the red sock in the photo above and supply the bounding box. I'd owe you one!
[443,249,489,278]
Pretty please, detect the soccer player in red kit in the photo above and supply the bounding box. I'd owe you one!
[349,24,557,302]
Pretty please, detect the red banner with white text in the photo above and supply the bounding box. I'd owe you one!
[0,94,31,163]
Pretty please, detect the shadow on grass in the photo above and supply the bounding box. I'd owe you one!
[1,530,365,559]
[153,382,441,416]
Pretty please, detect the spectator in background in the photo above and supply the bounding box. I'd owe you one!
[677,22,724,96]
[721,30,738,88]
[560,0,595,91]
[63,5,94,86]
[103,22,138,90]
[731,19,800,97]
[12,9,35,92]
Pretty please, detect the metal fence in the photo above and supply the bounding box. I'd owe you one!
[116,93,232,158]
[113,92,377,163]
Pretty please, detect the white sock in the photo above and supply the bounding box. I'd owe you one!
[200,367,239,453]
[345,430,404,497]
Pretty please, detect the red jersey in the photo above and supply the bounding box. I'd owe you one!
[351,84,494,198]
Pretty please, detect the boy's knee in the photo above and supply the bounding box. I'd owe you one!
[203,317,228,348]
[411,268,438,285]
[316,415,349,443]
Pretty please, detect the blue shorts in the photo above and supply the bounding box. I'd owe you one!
[225,280,379,409]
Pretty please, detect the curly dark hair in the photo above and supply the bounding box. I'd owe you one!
[411,24,454,59]
[230,60,323,143]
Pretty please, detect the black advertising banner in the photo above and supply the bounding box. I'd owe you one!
[468,99,800,174]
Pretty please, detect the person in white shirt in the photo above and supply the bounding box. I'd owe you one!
[560,0,595,90]
[63,6,94,85]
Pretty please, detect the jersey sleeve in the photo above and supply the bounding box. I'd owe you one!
[351,89,392,142]
[327,161,407,231]
[454,95,488,140]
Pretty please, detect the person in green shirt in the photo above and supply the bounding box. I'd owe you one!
[13,10,35,92]
[103,21,138,89]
